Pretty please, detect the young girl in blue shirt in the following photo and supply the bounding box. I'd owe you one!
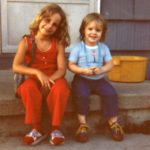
[68,13,124,142]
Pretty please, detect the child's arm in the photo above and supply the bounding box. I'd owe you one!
[93,60,114,75]
[12,38,52,89]
[49,43,67,81]
[68,61,94,76]
[12,38,38,75]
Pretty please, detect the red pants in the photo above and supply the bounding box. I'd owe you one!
[17,77,70,127]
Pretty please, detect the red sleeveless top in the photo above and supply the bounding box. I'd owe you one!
[24,36,58,76]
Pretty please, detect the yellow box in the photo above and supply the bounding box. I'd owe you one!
[108,56,148,82]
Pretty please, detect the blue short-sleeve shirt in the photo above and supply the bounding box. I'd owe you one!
[68,41,112,80]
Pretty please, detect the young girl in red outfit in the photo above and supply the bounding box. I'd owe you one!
[12,3,70,146]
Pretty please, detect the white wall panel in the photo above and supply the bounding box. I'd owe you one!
[1,0,99,53]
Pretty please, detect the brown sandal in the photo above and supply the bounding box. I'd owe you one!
[108,122,124,141]
[75,124,89,143]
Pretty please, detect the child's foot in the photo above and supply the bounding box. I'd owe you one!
[75,123,89,143]
[23,129,48,145]
[49,130,65,146]
[108,122,124,141]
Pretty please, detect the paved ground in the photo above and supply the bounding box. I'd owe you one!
[0,134,150,150]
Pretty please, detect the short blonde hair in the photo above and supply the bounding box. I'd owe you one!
[29,3,70,47]
[79,12,107,42]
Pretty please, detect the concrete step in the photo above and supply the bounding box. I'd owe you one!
[1,70,150,114]
[0,70,150,136]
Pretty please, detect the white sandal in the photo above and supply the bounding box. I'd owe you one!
[49,130,65,145]
[24,129,48,145]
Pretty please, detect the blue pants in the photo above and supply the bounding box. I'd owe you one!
[72,75,118,118]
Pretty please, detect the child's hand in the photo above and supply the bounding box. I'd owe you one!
[92,67,103,75]
[49,78,55,85]
[82,67,95,75]
[36,70,53,89]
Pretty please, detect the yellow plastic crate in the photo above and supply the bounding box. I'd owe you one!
[108,56,148,82]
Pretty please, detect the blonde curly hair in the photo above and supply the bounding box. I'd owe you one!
[29,3,70,47]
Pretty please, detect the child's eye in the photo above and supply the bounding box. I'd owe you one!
[88,28,93,31]
[45,18,51,23]
[53,23,58,28]
[96,29,101,32]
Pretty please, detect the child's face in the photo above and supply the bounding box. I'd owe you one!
[38,13,61,36]
[84,21,103,46]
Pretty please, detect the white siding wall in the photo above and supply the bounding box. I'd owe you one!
[0,0,99,53]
